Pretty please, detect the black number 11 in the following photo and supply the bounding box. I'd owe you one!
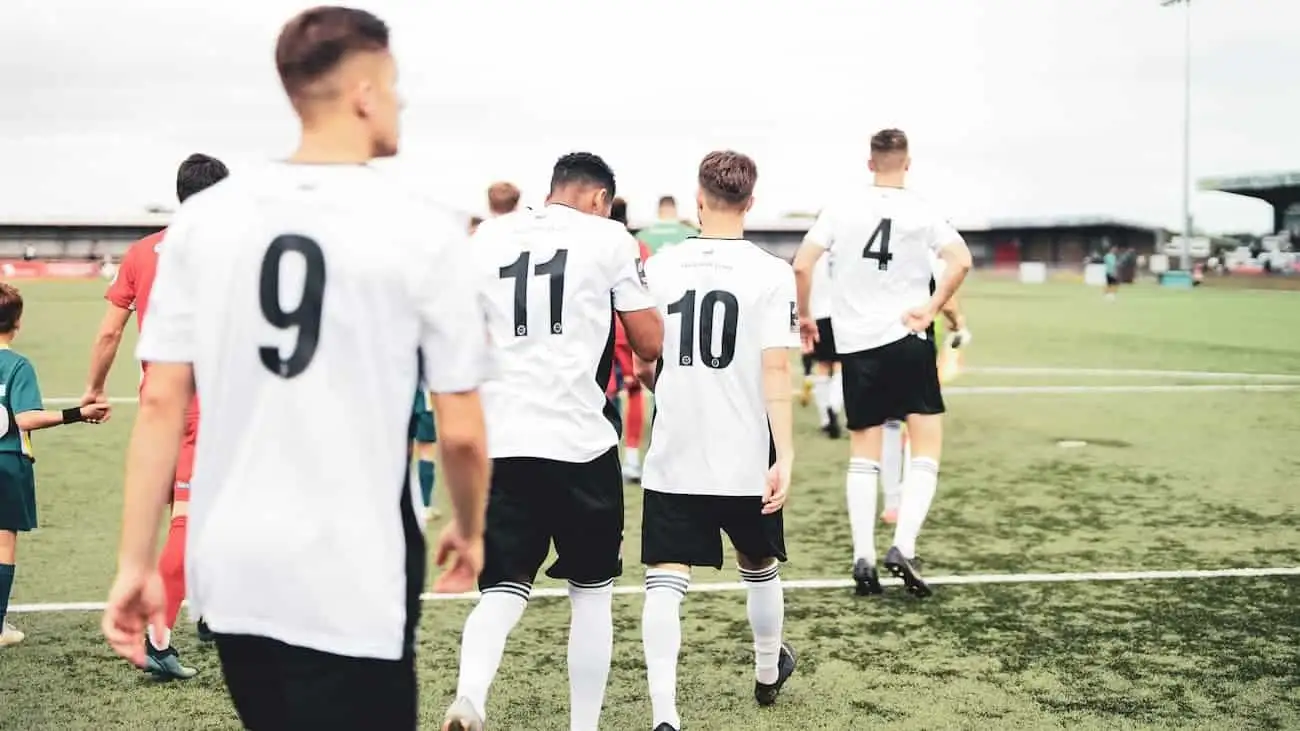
[499,249,568,336]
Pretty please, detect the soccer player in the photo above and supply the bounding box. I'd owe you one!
[637,195,699,254]
[608,196,652,482]
[83,152,229,679]
[1103,245,1120,300]
[636,151,798,731]
[793,128,972,598]
[101,9,491,729]
[487,181,521,217]
[807,245,844,438]
[443,153,663,731]
[0,284,111,648]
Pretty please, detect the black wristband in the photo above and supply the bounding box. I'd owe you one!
[62,407,84,424]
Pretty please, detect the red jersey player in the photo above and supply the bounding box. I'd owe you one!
[607,198,652,481]
[83,153,228,680]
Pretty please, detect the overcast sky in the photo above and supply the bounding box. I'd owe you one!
[2,0,1297,232]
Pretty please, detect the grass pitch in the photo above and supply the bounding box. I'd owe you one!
[2,278,1298,730]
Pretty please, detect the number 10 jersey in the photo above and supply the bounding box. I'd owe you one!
[473,204,655,463]
[641,238,800,498]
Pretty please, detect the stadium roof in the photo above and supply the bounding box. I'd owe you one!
[1198,171,1300,199]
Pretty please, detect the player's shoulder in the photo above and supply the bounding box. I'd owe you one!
[125,229,167,258]
[740,240,795,283]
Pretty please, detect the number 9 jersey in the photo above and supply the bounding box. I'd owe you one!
[807,186,963,353]
[640,237,801,498]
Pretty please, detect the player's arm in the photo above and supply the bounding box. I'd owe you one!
[762,268,803,512]
[940,293,964,332]
[86,252,138,402]
[613,232,664,362]
[926,226,973,318]
[793,209,832,350]
[10,360,108,430]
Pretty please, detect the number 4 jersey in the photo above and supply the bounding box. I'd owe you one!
[641,238,801,498]
[136,163,488,661]
[473,204,655,463]
[807,186,964,353]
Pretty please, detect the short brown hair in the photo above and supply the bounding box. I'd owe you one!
[698,150,757,208]
[0,283,24,334]
[275,7,390,101]
[487,182,521,215]
[870,128,909,156]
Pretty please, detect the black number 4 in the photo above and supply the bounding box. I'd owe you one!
[666,289,739,369]
[499,249,568,336]
[259,234,327,379]
[862,218,894,270]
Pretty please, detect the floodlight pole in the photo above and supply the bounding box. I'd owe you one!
[1164,0,1193,270]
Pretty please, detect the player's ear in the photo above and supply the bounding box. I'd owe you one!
[867,157,877,174]
[593,188,611,217]
[744,196,755,214]
[903,155,911,172]
[354,78,375,119]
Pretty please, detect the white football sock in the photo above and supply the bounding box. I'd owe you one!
[829,369,844,415]
[880,421,904,513]
[456,582,530,721]
[846,458,880,565]
[812,375,831,425]
[624,447,640,469]
[642,569,689,730]
[893,458,939,557]
[739,562,784,685]
[568,579,614,731]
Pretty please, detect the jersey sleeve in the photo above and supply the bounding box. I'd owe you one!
[927,213,963,254]
[762,264,803,350]
[804,207,836,249]
[105,245,138,310]
[611,230,656,312]
[415,223,489,394]
[136,218,197,363]
[9,360,43,414]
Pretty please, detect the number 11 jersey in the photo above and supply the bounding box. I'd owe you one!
[473,204,654,463]
[806,186,962,354]
[641,238,800,498]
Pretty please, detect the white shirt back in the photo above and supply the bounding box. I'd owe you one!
[641,238,800,498]
[807,186,962,353]
[136,163,487,661]
[475,204,654,462]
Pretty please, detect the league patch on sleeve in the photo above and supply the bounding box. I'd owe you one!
[636,258,648,288]
[789,301,799,333]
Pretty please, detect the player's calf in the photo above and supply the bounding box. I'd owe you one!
[737,555,796,706]
[643,564,690,731]
[450,580,532,727]
[568,578,616,730]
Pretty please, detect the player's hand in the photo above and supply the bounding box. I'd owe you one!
[80,401,112,424]
[798,316,819,354]
[903,306,937,334]
[762,459,792,514]
[948,327,973,349]
[80,388,104,408]
[102,565,166,668]
[431,521,484,594]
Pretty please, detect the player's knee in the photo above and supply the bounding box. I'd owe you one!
[735,553,778,574]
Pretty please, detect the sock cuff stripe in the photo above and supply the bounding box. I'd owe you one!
[645,579,689,596]
[910,458,940,474]
[482,581,532,600]
[738,564,780,583]
[568,578,615,592]
[848,459,880,474]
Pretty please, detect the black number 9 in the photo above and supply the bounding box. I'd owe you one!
[259,234,326,379]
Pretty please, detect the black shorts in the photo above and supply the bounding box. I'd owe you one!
[1105,273,1119,286]
[841,334,945,430]
[641,489,786,569]
[811,318,839,363]
[215,634,416,731]
[481,447,624,587]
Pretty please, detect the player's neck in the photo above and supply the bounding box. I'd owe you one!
[697,214,745,240]
[290,125,374,166]
[872,172,906,189]
[0,333,15,348]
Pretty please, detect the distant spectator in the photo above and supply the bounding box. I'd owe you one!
[487,181,520,216]
[636,195,698,254]
[21,245,35,262]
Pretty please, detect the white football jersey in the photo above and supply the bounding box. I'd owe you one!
[474,204,654,462]
[641,238,801,498]
[136,163,487,661]
[807,186,963,353]
[808,250,833,320]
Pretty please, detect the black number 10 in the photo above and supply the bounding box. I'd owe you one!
[259,234,326,379]
[666,288,739,369]
[499,249,568,336]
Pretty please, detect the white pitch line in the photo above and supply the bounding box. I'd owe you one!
[945,384,1300,395]
[11,565,1300,614]
[965,366,1300,381]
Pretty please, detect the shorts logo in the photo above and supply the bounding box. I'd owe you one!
[636,258,648,288]
[789,301,798,333]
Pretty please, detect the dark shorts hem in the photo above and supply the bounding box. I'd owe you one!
[641,489,786,569]
[841,334,946,430]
